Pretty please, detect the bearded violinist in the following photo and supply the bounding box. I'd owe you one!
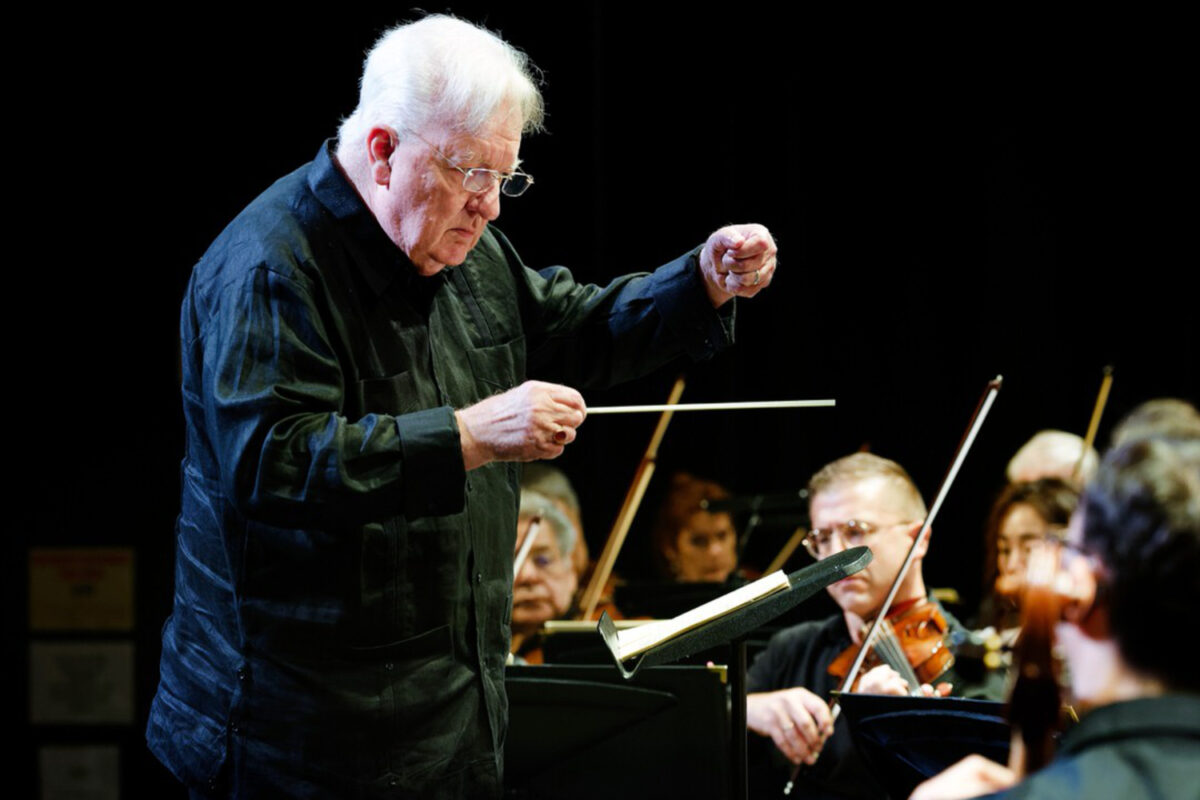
[746,453,968,798]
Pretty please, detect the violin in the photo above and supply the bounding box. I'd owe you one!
[1007,536,1094,776]
[827,597,955,692]
[1009,367,1112,776]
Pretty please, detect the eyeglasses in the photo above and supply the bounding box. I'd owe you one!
[998,526,1068,566]
[403,128,534,197]
[529,552,569,572]
[802,519,914,559]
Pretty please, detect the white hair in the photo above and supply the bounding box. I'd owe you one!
[519,490,576,557]
[1007,429,1099,486]
[336,14,544,161]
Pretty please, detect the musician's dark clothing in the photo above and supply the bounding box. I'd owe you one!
[147,140,733,799]
[746,606,969,799]
[986,694,1200,800]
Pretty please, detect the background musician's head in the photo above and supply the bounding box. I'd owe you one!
[804,453,930,625]
[987,478,1079,602]
[1006,429,1098,488]
[1110,397,1200,448]
[512,491,578,642]
[651,472,739,583]
[1062,433,1200,701]
[521,464,589,579]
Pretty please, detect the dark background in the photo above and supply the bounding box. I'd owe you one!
[11,6,1195,795]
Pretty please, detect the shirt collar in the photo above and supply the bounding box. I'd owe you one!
[306,139,437,298]
[1060,694,1200,755]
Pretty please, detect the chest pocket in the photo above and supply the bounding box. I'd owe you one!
[466,336,526,397]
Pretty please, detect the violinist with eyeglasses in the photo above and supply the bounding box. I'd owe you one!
[746,452,967,799]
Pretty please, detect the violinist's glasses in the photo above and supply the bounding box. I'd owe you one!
[802,520,914,559]
[997,526,1068,569]
[402,128,534,197]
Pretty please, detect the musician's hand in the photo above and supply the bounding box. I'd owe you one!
[456,381,586,469]
[746,688,833,765]
[909,754,1017,800]
[857,664,911,696]
[922,681,954,697]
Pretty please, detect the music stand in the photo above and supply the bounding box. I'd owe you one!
[837,693,1011,799]
[596,546,873,800]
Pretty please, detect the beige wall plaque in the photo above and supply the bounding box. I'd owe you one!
[29,641,135,725]
[29,548,135,631]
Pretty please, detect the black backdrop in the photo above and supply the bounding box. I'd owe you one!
[11,6,1195,795]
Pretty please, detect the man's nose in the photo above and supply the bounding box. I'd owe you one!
[515,561,535,585]
[467,182,502,221]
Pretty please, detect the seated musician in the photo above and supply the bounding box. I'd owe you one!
[521,463,590,581]
[745,453,964,799]
[651,471,740,584]
[1006,430,1098,488]
[1110,397,1200,446]
[967,478,1080,694]
[911,422,1200,799]
[510,491,578,662]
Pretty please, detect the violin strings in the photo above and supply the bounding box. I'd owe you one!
[872,619,922,692]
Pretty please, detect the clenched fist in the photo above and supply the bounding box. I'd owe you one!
[456,381,587,470]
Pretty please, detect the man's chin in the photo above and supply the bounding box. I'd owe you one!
[513,601,554,624]
[411,245,474,276]
[829,586,876,618]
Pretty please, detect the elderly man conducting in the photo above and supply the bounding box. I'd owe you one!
[146,14,777,800]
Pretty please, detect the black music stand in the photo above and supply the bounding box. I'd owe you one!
[596,546,873,800]
[505,664,729,798]
[837,693,1011,798]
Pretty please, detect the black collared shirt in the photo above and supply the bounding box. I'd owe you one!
[148,141,732,798]
[989,694,1200,800]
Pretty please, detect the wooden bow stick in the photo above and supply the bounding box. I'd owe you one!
[1074,366,1114,481]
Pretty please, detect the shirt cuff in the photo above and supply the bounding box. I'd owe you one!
[396,406,467,519]
[650,245,736,361]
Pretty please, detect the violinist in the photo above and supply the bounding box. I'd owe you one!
[746,453,966,799]
[651,471,741,584]
[521,464,590,582]
[911,416,1200,799]
[510,491,578,662]
[964,478,1079,697]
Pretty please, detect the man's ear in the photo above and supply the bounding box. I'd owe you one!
[367,126,397,186]
[1061,559,1108,639]
[909,521,931,559]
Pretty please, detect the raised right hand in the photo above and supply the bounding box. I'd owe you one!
[456,381,587,470]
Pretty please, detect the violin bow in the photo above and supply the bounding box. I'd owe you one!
[784,376,1004,795]
[836,376,1003,702]
[1074,365,1114,482]
[513,517,542,577]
